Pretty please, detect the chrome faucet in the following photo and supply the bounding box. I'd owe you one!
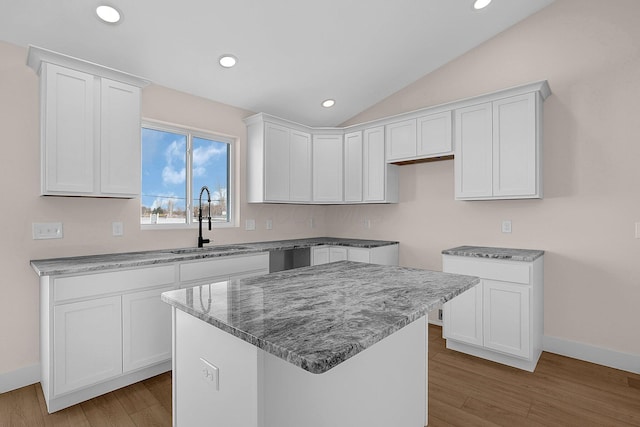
[197,185,212,248]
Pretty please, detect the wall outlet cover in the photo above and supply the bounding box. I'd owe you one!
[245,219,256,230]
[112,221,124,237]
[501,220,512,233]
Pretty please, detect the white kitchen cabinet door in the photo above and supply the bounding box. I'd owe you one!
[344,131,363,203]
[312,246,330,265]
[329,247,348,262]
[482,280,530,358]
[42,63,95,194]
[442,283,483,347]
[264,123,291,202]
[454,103,493,199]
[53,296,122,395]
[385,119,417,161]
[100,78,141,196]
[289,130,312,202]
[347,248,370,263]
[492,93,537,198]
[363,126,386,202]
[313,134,343,202]
[122,286,174,373]
[417,111,452,157]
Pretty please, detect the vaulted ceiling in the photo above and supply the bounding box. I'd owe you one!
[1,0,554,126]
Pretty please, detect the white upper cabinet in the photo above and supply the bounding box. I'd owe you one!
[312,134,343,203]
[385,111,453,163]
[28,46,149,198]
[455,90,544,200]
[100,79,142,196]
[245,81,549,204]
[247,116,312,203]
[344,131,363,203]
[385,119,417,161]
[364,126,399,203]
[417,111,453,157]
[41,64,95,194]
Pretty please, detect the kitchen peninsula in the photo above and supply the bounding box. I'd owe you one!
[161,261,479,427]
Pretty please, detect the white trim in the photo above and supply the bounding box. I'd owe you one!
[0,363,40,394]
[544,335,640,374]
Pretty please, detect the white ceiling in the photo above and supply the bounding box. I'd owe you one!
[1,0,554,127]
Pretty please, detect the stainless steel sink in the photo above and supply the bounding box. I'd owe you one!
[168,245,251,254]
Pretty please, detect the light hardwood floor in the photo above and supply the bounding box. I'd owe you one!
[1,325,639,426]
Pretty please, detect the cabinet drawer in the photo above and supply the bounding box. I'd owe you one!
[443,255,531,285]
[54,265,176,303]
[180,253,269,283]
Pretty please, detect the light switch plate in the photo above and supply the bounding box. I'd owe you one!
[501,220,512,233]
[112,221,124,237]
[245,219,256,230]
[32,222,63,240]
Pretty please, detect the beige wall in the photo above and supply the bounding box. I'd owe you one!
[328,0,640,355]
[0,41,326,375]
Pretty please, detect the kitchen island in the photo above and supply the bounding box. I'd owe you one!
[161,261,479,427]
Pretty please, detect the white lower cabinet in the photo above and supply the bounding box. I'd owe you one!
[53,296,123,396]
[40,253,269,413]
[442,254,543,371]
[122,286,175,372]
[311,244,399,266]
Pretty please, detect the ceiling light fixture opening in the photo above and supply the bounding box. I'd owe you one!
[219,55,238,68]
[321,99,335,108]
[96,5,122,23]
[473,0,492,10]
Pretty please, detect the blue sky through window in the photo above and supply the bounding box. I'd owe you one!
[141,127,230,224]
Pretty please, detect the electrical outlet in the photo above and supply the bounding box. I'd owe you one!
[364,219,372,229]
[266,219,273,230]
[112,221,124,237]
[501,220,512,233]
[245,219,256,230]
[310,218,315,229]
[200,357,219,391]
[438,309,443,321]
[32,222,63,240]
[635,223,640,239]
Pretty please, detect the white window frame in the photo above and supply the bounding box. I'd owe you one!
[140,119,238,230]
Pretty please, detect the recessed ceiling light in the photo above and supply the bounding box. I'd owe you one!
[321,99,335,108]
[473,0,492,10]
[96,5,122,23]
[219,55,238,68]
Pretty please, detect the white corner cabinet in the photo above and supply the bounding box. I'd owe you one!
[311,244,399,266]
[27,46,150,198]
[39,252,269,413]
[442,254,544,372]
[244,114,398,204]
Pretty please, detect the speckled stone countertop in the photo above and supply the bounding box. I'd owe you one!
[442,245,544,262]
[161,261,479,374]
[30,237,398,276]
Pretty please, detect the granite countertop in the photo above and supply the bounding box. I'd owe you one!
[161,261,479,374]
[442,245,544,262]
[30,237,398,276]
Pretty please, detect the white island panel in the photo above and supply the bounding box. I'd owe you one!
[173,308,427,427]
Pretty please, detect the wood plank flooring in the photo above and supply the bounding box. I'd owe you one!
[1,325,639,426]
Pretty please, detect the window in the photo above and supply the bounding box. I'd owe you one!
[140,122,234,228]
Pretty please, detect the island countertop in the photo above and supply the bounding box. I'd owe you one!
[161,261,479,374]
[30,237,398,276]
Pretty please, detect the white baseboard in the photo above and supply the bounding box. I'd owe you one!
[0,363,40,394]
[544,335,639,374]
